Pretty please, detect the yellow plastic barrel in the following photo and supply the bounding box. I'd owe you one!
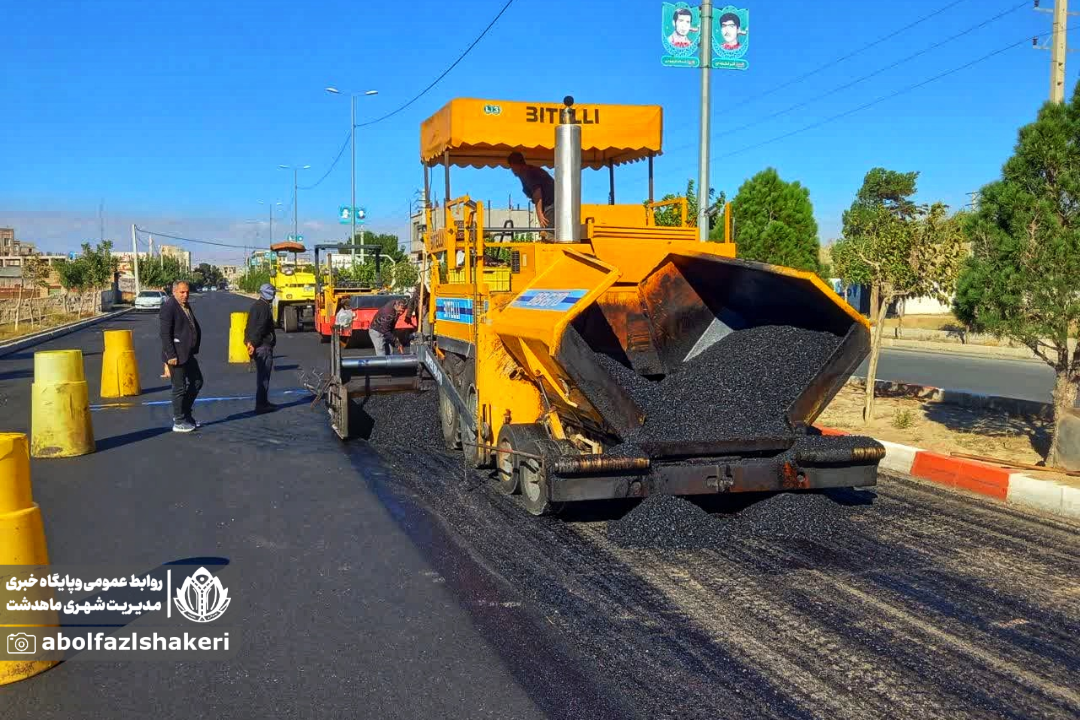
[100,329,141,398]
[0,433,59,684]
[229,312,250,364]
[30,350,95,458]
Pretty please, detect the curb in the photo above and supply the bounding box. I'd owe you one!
[0,308,134,359]
[818,427,1080,520]
[845,377,1052,419]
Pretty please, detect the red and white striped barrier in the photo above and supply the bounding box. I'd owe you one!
[819,427,1080,519]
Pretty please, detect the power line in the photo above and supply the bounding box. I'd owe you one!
[707,0,1029,145]
[134,226,251,250]
[737,0,974,111]
[357,0,516,128]
[719,29,1075,162]
[299,128,352,191]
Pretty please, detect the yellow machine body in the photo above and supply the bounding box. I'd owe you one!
[417,98,868,463]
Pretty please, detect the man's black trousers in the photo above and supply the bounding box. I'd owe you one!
[170,356,204,422]
[254,347,273,407]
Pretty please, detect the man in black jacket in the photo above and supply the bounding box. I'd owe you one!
[159,281,203,432]
[244,283,277,413]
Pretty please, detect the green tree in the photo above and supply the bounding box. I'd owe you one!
[192,262,223,289]
[649,179,725,229]
[730,168,821,273]
[350,231,405,263]
[139,255,190,289]
[953,86,1080,466]
[238,267,271,294]
[833,168,966,423]
[391,258,419,291]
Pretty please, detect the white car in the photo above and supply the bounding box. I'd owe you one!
[134,290,167,311]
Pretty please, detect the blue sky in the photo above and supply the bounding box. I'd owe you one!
[0,0,1075,266]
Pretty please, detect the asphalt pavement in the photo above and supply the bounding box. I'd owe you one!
[0,292,621,719]
[856,348,1055,403]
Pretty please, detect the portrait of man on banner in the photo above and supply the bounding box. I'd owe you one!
[661,2,701,57]
[712,6,749,58]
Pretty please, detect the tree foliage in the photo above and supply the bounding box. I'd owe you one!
[832,168,966,423]
[649,179,725,230]
[55,241,119,313]
[192,262,224,289]
[238,268,271,294]
[350,231,405,263]
[138,255,192,289]
[730,168,821,273]
[953,86,1080,465]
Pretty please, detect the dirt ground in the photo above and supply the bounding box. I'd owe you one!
[818,384,1080,486]
[0,312,92,342]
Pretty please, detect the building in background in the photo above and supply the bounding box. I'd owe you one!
[220,265,241,282]
[160,245,192,270]
[114,251,150,277]
[0,227,38,258]
[408,204,536,264]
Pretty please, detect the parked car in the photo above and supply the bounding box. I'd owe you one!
[134,290,167,311]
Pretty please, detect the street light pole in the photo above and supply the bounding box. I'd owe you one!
[279,165,310,243]
[326,86,377,258]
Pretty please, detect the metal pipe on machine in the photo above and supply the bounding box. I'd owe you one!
[341,355,421,372]
[554,96,582,243]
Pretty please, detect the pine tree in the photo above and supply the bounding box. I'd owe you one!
[730,168,821,273]
[954,83,1080,466]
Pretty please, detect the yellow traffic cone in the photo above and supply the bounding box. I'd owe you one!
[31,350,95,458]
[229,312,250,364]
[100,329,141,398]
[0,432,60,685]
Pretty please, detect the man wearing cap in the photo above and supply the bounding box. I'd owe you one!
[244,283,278,413]
[507,151,555,229]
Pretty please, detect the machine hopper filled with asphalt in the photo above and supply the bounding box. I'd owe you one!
[318,95,884,515]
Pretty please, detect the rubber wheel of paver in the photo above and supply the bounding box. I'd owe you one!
[517,429,573,517]
[437,354,464,451]
[458,362,491,469]
[495,423,544,495]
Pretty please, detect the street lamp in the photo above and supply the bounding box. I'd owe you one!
[257,200,283,245]
[325,86,378,254]
[278,165,311,244]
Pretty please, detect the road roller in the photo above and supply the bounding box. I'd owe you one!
[319,95,884,515]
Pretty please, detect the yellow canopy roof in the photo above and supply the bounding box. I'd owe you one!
[420,98,663,170]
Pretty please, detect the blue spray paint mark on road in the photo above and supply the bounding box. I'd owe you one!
[90,389,310,411]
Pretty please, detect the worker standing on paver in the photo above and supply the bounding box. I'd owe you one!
[244,283,278,414]
[159,280,203,433]
[508,151,555,229]
[369,297,407,356]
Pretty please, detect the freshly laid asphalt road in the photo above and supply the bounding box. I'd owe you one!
[0,293,620,720]
[857,348,1055,403]
[1,294,1078,719]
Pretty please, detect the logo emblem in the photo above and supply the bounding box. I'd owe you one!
[174,567,231,623]
[483,104,502,115]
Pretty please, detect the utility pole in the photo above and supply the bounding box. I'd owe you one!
[293,168,299,242]
[1035,0,1077,103]
[697,0,713,241]
[149,234,155,258]
[131,224,141,296]
[967,191,981,211]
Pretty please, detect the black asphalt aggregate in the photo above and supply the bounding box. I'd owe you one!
[595,325,841,454]
[0,294,583,719]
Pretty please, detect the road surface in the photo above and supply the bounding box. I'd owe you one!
[858,348,1055,403]
[1,294,1077,719]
